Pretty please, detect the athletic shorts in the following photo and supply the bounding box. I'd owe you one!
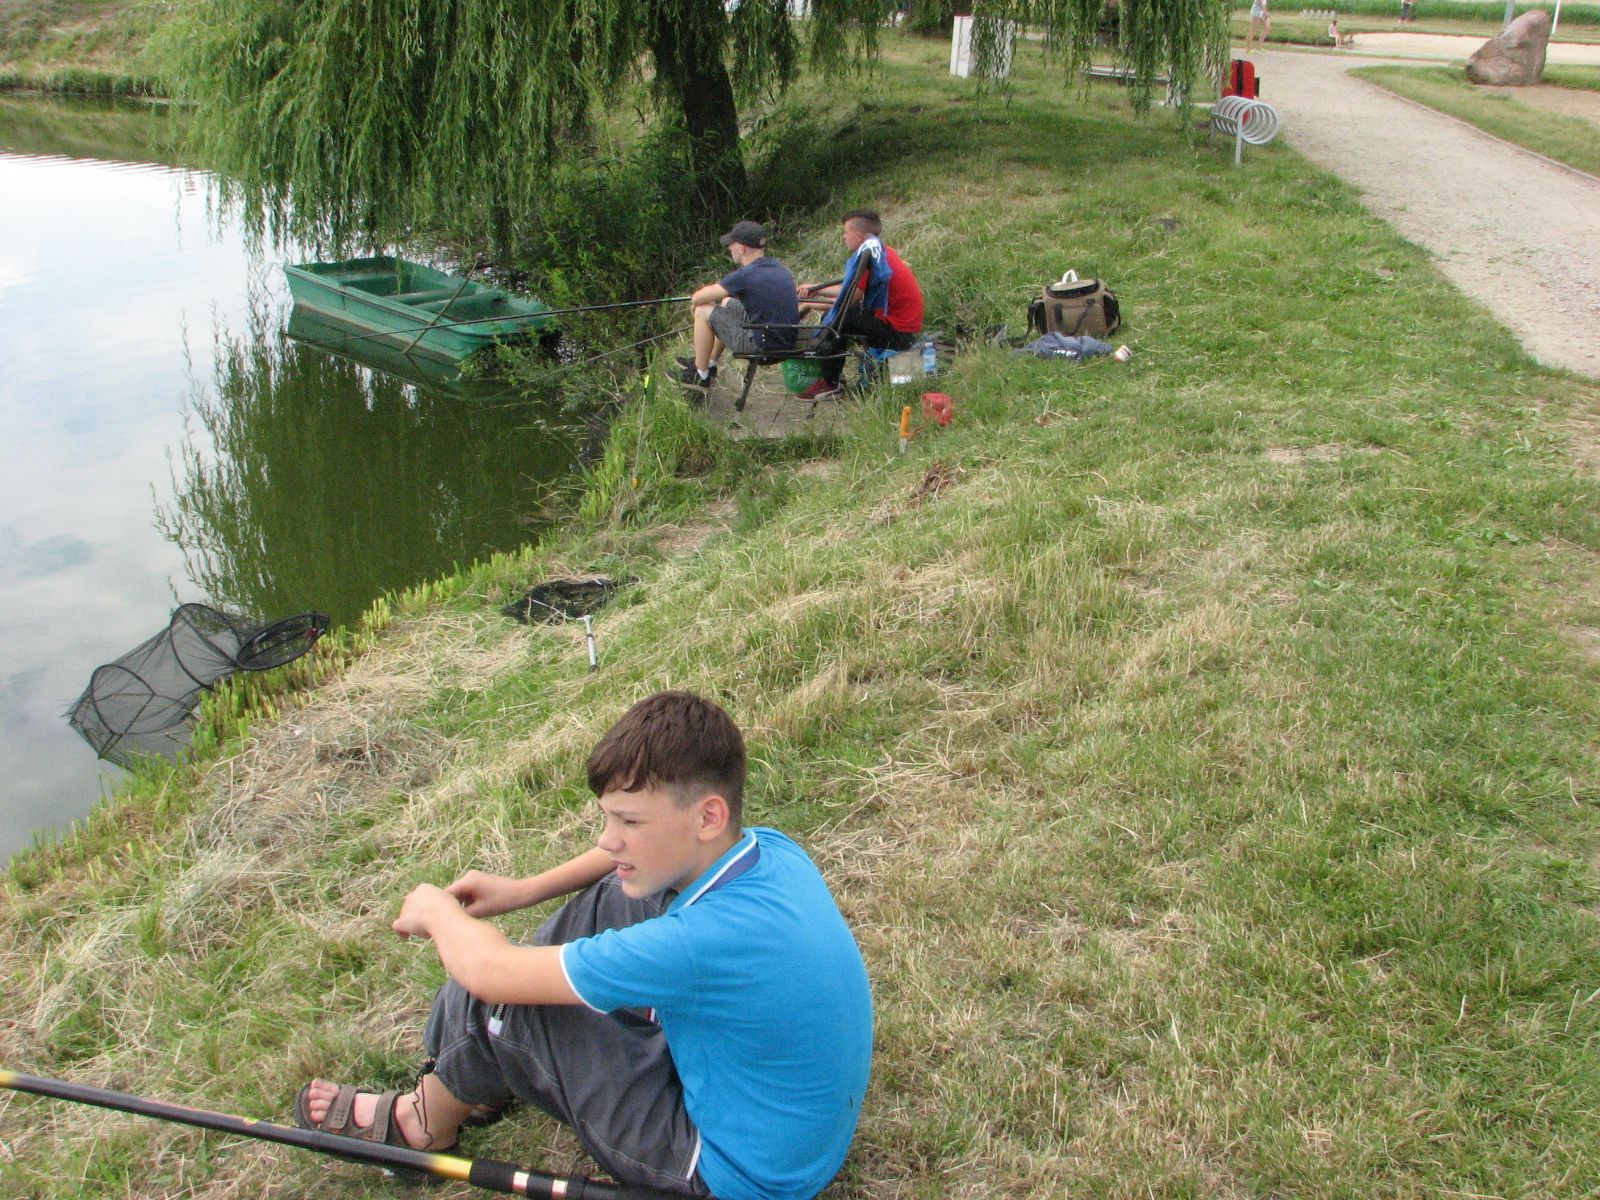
[422,877,711,1196]
[707,298,766,355]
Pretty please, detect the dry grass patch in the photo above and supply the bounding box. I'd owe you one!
[650,497,737,555]
[1264,443,1351,464]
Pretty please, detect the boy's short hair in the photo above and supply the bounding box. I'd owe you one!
[842,209,882,237]
[587,691,746,822]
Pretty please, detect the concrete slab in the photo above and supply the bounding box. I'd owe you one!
[689,347,928,439]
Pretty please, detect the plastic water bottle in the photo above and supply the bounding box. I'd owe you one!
[922,337,937,377]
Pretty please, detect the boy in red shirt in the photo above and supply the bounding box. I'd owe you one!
[796,209,924,400]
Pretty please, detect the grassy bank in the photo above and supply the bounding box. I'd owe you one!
[1229,2,1600,47]
[0,0,183,94]
[1355,64,1600,175]
[6,33,1600,1200]
[1231,0,1600,24]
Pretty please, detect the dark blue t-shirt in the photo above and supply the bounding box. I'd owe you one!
[720,256,800,350]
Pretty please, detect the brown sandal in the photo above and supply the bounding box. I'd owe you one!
[293,1082,458,1183]
[294,1083,411,1144]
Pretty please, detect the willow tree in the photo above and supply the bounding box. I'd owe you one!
[180,0,888,248]
[965,0,1230,112]
[181,0,1226,250]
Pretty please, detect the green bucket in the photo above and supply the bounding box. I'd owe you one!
[781,358,822,394]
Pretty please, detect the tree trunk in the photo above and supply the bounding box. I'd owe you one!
[649,0,747,221]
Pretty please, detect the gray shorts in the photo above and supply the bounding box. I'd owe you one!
[708,297,764,354]
[422,876,710,1196]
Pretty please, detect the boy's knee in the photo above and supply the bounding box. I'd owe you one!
[425,978,485,1049]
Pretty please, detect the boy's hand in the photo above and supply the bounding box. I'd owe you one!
[445,870,527,918]
[392,882,461,940]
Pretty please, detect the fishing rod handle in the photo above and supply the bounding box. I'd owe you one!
[468,1161,679,1199]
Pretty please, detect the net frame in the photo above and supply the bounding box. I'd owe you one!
[68,604,329,766]
[502,577,630,624]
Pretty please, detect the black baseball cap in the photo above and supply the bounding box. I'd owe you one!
[719,221,769,248]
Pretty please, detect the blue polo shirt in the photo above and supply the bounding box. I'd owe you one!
[560,828,873,1200]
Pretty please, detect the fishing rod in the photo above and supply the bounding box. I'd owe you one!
[311,293,693,353]
[503,324,690,393]
[0,1069,678,1199]
[389,323,688,421]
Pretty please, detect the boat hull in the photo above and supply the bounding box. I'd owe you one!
[284,256,554,362]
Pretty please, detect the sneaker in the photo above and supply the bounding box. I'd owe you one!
[677,366,714,390]
[796,378,842,401]
[675,357,716,384]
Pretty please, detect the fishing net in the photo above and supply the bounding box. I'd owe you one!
[502,577,631,624]
[67,604,329,766]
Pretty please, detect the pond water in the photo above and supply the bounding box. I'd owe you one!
[0,97,580,866]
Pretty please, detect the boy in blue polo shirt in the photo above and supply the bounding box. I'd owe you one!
[295,691,873,1200]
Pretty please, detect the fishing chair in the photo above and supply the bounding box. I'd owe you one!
[727,247,894,414]
[727,321,861,413]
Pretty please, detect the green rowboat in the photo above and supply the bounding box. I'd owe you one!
[284,256,555,362]
[284,308,521,401]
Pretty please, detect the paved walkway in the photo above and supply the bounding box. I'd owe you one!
[1255,44,1600,378]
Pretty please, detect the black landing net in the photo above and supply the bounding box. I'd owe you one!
[67,604,329,766]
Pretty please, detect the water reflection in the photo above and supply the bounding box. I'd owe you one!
[160,290,578,626]
[0,93,185,166]
[0,95,586,862]
[284,308,524,401]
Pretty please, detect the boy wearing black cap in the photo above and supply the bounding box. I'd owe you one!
[679,221,801,390]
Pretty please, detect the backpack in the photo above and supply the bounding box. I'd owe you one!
[1027,272,1121,339]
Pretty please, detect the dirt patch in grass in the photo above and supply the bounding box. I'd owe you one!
[1265,443,1346,464]
[1263,442,1384,464]
[653,497,737,555]
[1560,623,1600,664]
[911,460,960,503]
[1558,414,1600,477]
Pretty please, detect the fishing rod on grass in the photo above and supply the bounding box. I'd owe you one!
[0,1069,679,1200]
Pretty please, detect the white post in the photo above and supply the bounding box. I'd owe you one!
[1552,0,1563,35]
[950,13,1014,79]
[951,14,975,77]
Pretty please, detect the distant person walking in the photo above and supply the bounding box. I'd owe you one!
[1246,0,1272,54]
[1398,0,1415,22]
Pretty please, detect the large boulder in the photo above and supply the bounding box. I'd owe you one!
[1466,10,1551,85]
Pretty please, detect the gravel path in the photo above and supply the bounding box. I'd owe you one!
[1256,44,1600,378]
